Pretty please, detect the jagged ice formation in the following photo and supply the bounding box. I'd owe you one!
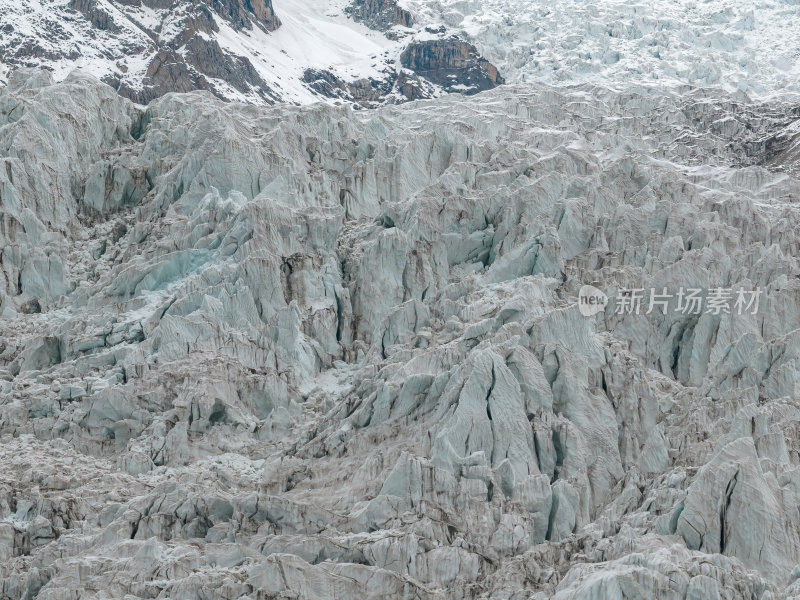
[2,67,800,598]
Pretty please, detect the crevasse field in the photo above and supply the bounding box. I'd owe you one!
[2,1,800,598]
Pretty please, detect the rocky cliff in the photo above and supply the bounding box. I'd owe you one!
[2,69,800,598]
[400,37,505,95]
[211,0,281,31]
[346,0,414,31]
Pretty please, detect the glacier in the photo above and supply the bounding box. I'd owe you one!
[2,61,800,598]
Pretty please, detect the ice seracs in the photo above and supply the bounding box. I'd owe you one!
[2,68,800,597]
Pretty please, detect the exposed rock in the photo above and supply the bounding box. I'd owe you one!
[346,0,415,31]
[67,0,122,33]
[134,50,207,102]
[1,0,283,105]
[4,0,800,110]
[180,36,278,101]
[303,69,391,107]
[211,0,281,31]
[400,37,504,95]
[302,67,437,107]
[299,33,506,106]
[1,0,505,107]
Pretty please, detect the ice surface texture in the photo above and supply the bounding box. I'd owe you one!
[2,68,800,597]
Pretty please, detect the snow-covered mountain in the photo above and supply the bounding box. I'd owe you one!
[0,0,504,105]
[2,0,800,107]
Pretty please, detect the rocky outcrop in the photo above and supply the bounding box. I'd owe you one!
[301,35,505,106]
[210,0,281,31]
[400,37,504,95]
[97,7,280,105]
[346,0,414,31]
[4,0,800,108]
[180,36,278,101]
[302,69,392,107]
[67,0,122,33]
[302,67,437,107]
[123,50,207,103]
[2,0,509,107]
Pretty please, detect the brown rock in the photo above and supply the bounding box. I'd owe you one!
[400,37,504,95]
[346,0,414,31]
[67,0,121,33]
[206,0,281,31]
[124,50,208,104]
[4,0,288,105]
[302,68,394,108]
[183,35,278,101]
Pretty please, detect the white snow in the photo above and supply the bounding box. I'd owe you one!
[0,0,153,84]
[211,0,401,104]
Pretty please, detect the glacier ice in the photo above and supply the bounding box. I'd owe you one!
[2,68,800,598]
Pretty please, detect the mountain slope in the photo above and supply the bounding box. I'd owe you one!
[0,0,504,105]
[3,0,800,106]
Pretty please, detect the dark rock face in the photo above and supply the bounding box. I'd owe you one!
[182,36,278,101]
[3,0,502,107]
[67,0,122,33]
[346,0,413,31]
[302,68,438,107]
[394,70,432,100]
[114,50,205,104]
[302,36,504,106]
[400,38,504,95]
[111,40,278,105]
[209,0,281,32]
[5,0,282,105]
[144,50,203,94]
[303,69,369,103]
[166,7,219,48]
[109,0,281,104]
[153,1,281,100]
[136,0,280,32]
